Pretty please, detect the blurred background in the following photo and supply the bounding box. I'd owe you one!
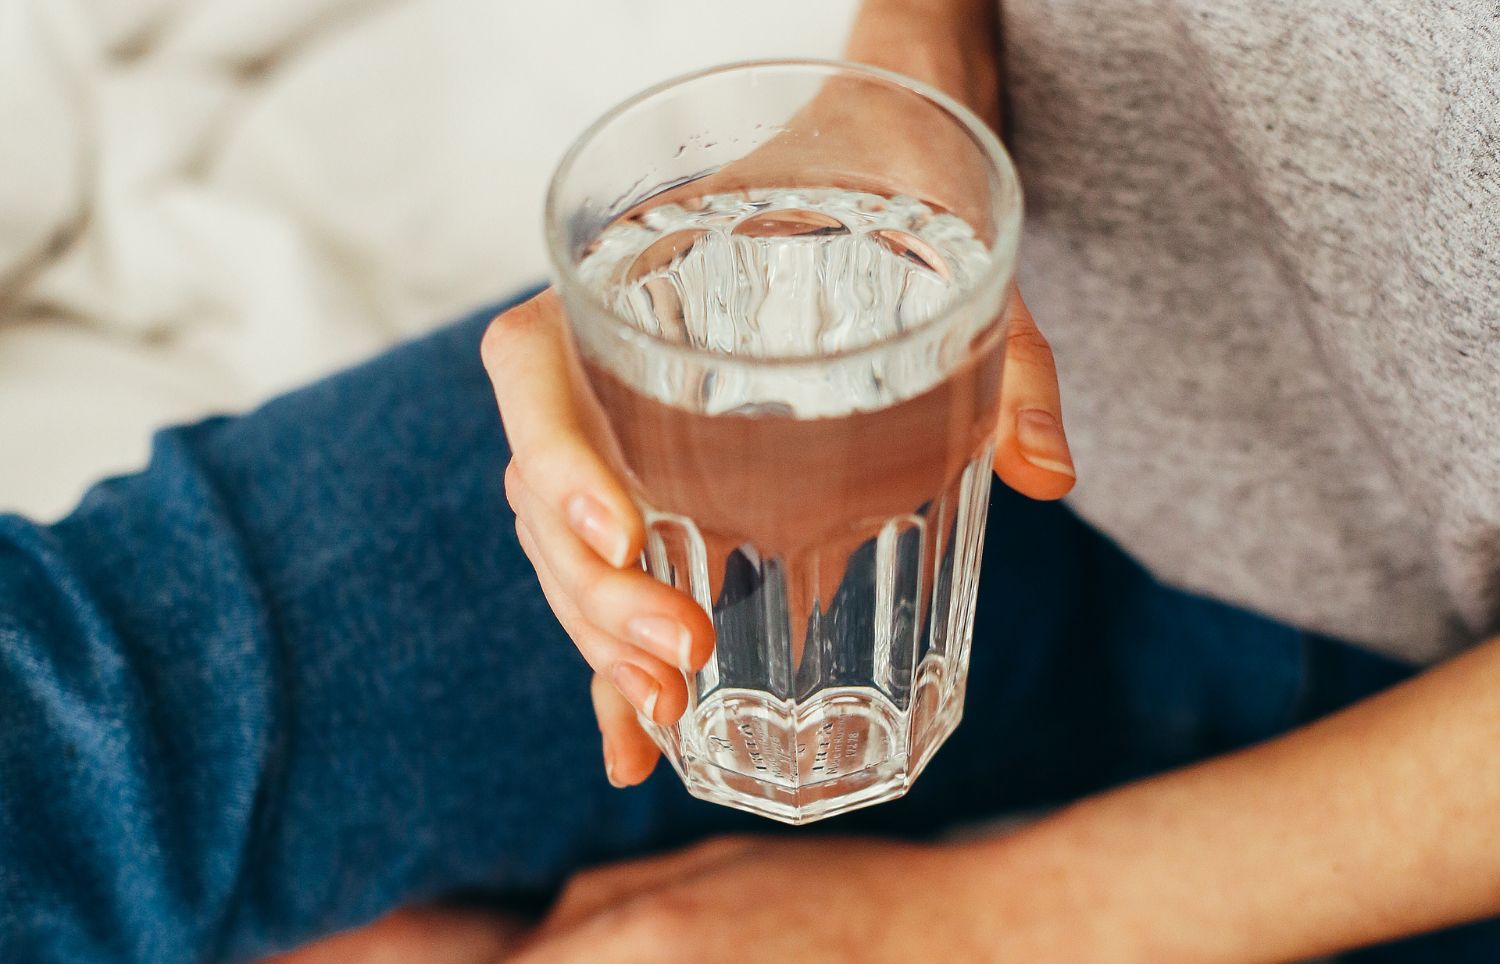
[0,0,860,520]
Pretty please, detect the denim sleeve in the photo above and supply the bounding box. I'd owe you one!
[0,296,597,962]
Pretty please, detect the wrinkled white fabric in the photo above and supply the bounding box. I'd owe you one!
[0,0,858,519]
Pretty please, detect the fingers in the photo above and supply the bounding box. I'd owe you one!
[263,907,527,964]
[509,468,714,676]
[517,521,661,787]
[485,290,717,785]
[513,507,686,730]
[992,289,1076,501]
[540,837,759,939]
[482,289,641,567]
[591,674,661,788]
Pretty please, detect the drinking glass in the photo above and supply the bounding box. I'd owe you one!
[546,59,1021,823]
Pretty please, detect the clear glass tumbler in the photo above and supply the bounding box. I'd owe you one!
[546,60,1021,823]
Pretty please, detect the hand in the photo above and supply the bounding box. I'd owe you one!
[260,907,527,964]
[510,836,999,963]
[481,1,1075,789]
[845,0,1002,129]
[483,289,1070,786]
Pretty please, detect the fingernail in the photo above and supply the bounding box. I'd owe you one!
[1015,409,1076,478]
[627,615,695,671]
[602,734,625,788]
[609,661,661,723]
[566,494,630,568]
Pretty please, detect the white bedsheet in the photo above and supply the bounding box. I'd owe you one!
[0,0,856,519]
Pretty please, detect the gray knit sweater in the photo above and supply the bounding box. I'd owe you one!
[1001,0,1498,663]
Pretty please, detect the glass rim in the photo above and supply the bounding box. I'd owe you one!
[543,57,1023,371]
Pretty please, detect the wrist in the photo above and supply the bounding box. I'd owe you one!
[845,0,1000,124]
[942,814,1127,961]
[860,0,992,20]
[972,785,1308,964]
[947,799,1218,963]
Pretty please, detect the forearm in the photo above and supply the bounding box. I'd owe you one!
[973,634,1500,960]
[846,0,1001,125]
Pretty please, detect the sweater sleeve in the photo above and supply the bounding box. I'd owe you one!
[0,295,596,962]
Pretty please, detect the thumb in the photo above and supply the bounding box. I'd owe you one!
[992,290,1076,500]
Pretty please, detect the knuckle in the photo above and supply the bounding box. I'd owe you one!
[525,441,571,487]
[517,442,592,511]
[589,671,613,704]
[503,461,524,511]
[521,438,590,502]
[566,629,607,672]
[553,871,600,912]
[1005,321,1054,362]
[699,834,754,855]
[584,568,657,630]
[574,560,618,610]
[534,443,597,494]
[480,299,546,369]
[618,895,697,945]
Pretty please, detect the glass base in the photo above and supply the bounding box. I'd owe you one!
[651,681,966,825]
[640,444,994,825]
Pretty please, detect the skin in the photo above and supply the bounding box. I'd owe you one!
[264,909,526,964]
[284,0,1500,960]
[508,837,998,963]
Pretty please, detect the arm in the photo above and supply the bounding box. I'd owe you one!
[845,0,1500,954]
[845,0,1001,126]
[512,638,1494,964]
[976,633,1500,960]
[0,305,545,962]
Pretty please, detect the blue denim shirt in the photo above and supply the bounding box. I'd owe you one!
[0,305,592,961]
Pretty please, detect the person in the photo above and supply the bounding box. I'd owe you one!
[2,0,1496,960]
